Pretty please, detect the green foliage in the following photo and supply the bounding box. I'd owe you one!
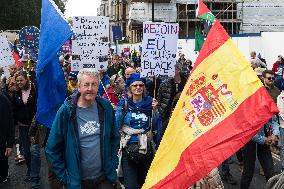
[0,0,68,31]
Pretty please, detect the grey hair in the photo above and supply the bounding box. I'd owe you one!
[77,68,100,84]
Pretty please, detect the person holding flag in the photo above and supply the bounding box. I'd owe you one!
[36,0,74,188]
[240,70,280,189]
[142,1,279,189]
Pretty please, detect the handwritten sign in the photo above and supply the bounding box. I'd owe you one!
[72,16,109,71]
[141,22,179,77]
[0,34,14,67]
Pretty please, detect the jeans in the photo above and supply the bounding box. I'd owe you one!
[30,144,41,187]
[240,140,274,189]
[46,154,63,189]
[81,178,115,189]
[122,149,153,189]
[19,126,31,177]
[280,127,284,171]
[236,148,243,163]
[221,159,230,175]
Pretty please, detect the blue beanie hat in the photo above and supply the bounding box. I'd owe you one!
[69,71,78,78]
[126,73,146,87]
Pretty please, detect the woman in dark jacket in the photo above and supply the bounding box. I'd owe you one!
[12,71,37,181]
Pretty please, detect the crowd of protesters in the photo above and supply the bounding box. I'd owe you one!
[0,48,284,189]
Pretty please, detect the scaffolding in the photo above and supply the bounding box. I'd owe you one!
[177,0,243,38]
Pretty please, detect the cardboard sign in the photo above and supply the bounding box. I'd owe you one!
[141,22,179,77]
[72,16,109,71]
[0,34,14,67]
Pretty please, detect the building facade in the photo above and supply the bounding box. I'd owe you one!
[99,0,284,43]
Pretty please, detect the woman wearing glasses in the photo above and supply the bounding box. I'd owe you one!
[115,73,162,189]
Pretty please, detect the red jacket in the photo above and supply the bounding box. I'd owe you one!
[272,61,284,75]
[102,87,119,106]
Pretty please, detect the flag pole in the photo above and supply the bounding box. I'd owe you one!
[152,0,154,22]
[150,75,157,152]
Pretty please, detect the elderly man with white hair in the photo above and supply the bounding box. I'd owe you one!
[46,68,118,189]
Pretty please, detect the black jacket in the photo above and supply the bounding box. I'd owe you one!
[12,84,37,126]
[157,75,187,122]
[0,92,14,149]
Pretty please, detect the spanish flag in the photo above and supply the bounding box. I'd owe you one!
[142,20,278,189]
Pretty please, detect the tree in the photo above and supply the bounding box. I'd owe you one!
[0,0,68,31]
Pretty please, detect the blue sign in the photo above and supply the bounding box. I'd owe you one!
[112,26,122,41]
[19,26,40,49]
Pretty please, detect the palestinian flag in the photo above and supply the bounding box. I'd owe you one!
[196,0,216,23]
[142,20,278,189]
[194,28,205,52]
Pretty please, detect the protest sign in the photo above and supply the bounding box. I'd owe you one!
[141,22,179,77]
[19,26,40,49]
[0,33,14,67]
[72,16,109,71]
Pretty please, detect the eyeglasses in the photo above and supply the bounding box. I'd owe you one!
[266,77,275,81]
[69,77,77,81]
[131,84,144,88]
[82,83,98,88]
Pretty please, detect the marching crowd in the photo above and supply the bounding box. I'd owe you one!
[0,50,284,189]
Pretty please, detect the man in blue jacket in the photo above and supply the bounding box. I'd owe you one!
[46,68,118,189]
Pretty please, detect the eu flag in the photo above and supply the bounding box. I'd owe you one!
[36,0,73,128]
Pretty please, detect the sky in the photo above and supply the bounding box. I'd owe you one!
[64,0,100,18]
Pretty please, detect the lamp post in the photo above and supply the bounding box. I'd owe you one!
[152,0,154,22]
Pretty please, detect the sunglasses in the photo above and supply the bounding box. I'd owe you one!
[266,77,275,81]
[131,84,144,88]
[69,77,77,81]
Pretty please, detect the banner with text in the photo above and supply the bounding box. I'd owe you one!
[72,16,109,71]
[141,22,179,77]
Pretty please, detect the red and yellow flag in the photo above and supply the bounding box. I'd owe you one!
[142,20,278,189]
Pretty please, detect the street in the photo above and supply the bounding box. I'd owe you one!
[0,148,281,189]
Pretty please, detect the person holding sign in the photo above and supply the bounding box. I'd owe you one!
[115,73,162,189]
[157,62,188,137]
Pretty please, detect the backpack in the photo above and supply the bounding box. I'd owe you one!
[266,172,284,189]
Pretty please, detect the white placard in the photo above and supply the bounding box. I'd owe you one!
[72,16,109,71]
[141,22,179,77]
[0,34,14,68]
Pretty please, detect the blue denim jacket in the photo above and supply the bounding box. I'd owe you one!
[252,115,280,144]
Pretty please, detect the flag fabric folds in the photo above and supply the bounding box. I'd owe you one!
[196,0,216,23]
[195,0,215,51]
[142,19,278,189]
[194,28,205,52]
[36,0,73,128]
[8,41,22,68]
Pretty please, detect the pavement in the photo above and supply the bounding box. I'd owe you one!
[0,148,281,189]
[0,148,50,189]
